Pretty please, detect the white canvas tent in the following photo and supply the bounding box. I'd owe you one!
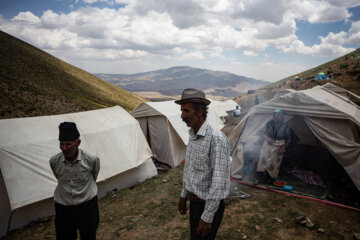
[229,85,360,191]
[130,99,237,168]
[273,88,296,99]
[209,99,240,120]
[321,83,360,102]
[0,106,157,237]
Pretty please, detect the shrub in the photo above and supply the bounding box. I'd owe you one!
[340,63,349,69]
[349,65,360,74]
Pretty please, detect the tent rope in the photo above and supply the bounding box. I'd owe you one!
[6,209,16,236]
[230,117,249,156]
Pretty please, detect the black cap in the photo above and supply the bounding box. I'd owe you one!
[59,122,80,141]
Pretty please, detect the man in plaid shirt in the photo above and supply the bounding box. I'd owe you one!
[176,88,230,240]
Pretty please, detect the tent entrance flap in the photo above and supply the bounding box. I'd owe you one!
[229,84,360,210]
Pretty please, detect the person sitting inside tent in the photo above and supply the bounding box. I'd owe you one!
[255,109,291,185]
[234,105,241,117]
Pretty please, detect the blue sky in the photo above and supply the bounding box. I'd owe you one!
[1,0,360,82]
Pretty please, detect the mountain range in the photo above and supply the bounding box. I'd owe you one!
[95,67,270,98]
[1,29,359,121]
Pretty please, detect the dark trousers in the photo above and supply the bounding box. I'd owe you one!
[255,171,274,184]
[190,199,225,240]
[55,196,99,240]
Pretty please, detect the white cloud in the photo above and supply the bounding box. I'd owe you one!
[178,51,205,60]
[243,50,258,56]
[319,31,347,45]
[289,0,352,23]
[349,21,360,44]
[231,0,288,25]
[282,31,354,57]
[0,0,359,82]
[12,11,40,24]
[3,1,358,56]
[82,0,113,4]
[228,60,310,82]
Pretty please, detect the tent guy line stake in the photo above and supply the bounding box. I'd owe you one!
[6,209,16,237]
[231,177,360,213]
[100,169,116,197]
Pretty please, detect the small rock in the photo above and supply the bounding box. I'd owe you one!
[305,217,314,228]
[242,234,248,239]
[354,233,360,240]
[255,225,260,231]
[300,219,307,224]
[274,217,283,223]
[131,216,142,222]
[296,215,306,224]
[317,228,325,233]
[44,233,53,240]
[162,179,168,183]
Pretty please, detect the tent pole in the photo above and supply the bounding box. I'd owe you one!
[6,209,16,236]
[230,117,249,156]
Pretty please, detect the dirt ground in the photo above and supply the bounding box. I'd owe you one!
[5,164,360,240]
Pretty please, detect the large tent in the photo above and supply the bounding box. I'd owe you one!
[0,106,157,237]
[209,99,239,121]
[229,85,360,195]
[321,83,360,102]
[131,99,238,168]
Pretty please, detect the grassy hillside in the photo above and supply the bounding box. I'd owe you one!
[0,31,146,119]
[235,48,360,111]
[260,49,359,98]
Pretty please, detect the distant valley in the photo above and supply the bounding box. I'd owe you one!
[95,66,270,98]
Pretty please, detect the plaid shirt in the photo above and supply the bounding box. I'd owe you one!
[181,120,230,223]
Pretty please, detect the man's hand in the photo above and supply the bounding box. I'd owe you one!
[178,197,187,215]
[278,146,285,154]
[197,219,212,237]
[265,135,273,145]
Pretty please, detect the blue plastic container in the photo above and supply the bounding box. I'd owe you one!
[283,185,293,191]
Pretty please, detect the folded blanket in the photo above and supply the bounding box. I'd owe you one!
[289,169,326,187]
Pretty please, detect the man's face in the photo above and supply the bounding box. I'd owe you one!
[273,113,281,122]
[180,103,203,130]
[60,139,80,160]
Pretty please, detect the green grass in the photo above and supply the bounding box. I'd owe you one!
[0,31,147,119]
